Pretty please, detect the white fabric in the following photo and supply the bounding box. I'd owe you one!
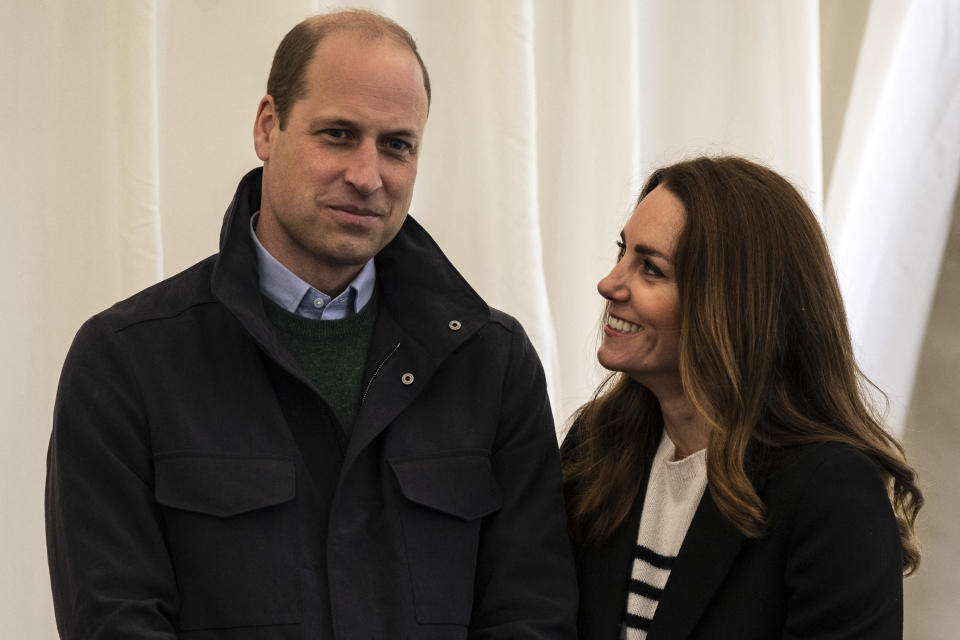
[2,1,957,635]
[824,0,960,430]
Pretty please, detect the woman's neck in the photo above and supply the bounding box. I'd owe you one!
[656,389,711,460]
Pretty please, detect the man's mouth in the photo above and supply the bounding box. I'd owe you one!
[329,204,383,217]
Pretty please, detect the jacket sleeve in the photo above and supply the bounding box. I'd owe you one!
[782,445,904,639]
[45,315,180,639]
[468,317,578,640]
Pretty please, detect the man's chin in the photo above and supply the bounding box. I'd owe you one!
[318,244,380,268]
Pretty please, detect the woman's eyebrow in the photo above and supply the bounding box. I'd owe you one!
[633,242,671,261]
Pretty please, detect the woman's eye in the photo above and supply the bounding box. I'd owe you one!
[642,259,665,277]
[615,240,626,260]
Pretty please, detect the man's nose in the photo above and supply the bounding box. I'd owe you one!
[344,140,383,196]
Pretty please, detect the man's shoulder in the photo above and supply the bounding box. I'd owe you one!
[487,307,521,333]
[96,254,219,334]
[479,307,540,353]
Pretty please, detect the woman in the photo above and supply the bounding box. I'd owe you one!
[562,156,922,639]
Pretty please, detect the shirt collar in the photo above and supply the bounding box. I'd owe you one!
[250,211,376,318]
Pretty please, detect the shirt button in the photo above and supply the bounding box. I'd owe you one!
[313,298,325,308]
[401,372,415,385]
[448,320,462,331]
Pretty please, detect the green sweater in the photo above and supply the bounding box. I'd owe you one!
[262,289,378,430]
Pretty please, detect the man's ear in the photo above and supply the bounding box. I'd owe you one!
[253,96,278,161]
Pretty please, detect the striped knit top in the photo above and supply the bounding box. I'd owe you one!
[622,432,707,639]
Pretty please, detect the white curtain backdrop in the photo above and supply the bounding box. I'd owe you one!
[2,1,957,635]
[825,0,960,429]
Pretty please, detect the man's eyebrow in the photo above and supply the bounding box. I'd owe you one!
[380,126,420,142]
[308,117,357,130]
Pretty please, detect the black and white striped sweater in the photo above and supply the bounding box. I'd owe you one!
[622,434,707,639]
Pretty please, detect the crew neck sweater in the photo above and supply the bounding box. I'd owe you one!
[262,288,379,430]
[623,433,708,639]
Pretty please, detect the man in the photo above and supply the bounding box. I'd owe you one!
[46,10,577,639]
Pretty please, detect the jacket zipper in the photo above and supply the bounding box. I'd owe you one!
[361,341,400,404]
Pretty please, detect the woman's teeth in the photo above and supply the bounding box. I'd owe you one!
[607,314,641,334]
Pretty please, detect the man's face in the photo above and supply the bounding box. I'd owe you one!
[253,31,429,293]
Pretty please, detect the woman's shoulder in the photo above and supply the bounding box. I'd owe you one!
[765,440,881,483]
[767,439,877,471]
[760,440,894,532]
[755,443,903,635]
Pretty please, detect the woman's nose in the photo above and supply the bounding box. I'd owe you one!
[597,267,627,302]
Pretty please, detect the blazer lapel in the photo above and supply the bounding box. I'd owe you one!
[648,444,773,639]
[646,489,746,639]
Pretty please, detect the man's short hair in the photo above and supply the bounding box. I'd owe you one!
[267,9,432,129]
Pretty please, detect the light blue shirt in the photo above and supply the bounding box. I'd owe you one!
[250,211,376,320]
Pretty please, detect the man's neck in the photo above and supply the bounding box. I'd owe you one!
[254,225,364,298]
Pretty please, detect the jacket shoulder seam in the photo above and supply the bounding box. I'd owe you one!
[107,298,220,333]
[487,307,519,332]
[99,257,219,333]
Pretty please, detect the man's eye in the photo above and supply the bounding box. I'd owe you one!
[385,138,412,153]
[615,240,626,260]
[319,129,348,139]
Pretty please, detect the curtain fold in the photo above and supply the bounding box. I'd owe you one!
[531,0,644,419]
[114,0,163,290]
[825,0,960,433]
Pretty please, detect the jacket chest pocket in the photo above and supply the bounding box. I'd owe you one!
[154,454,301,631]
[390,452,503,627]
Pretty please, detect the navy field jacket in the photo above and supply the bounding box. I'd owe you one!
[46,168,578,639]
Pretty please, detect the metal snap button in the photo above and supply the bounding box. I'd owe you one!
[401,372,415,385]
[448,320,462,331]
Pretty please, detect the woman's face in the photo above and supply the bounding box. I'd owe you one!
[597,185,684,390]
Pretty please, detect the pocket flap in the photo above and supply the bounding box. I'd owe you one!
[155,455,295,518]
[390,453,503,521]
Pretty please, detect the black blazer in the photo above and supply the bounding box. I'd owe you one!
[565,437,904,639]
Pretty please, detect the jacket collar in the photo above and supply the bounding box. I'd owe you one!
[212,168,292,364]
[211,168,491,466]
[344,209,490,468]
[372,208,489,363]
[212,167,489,359]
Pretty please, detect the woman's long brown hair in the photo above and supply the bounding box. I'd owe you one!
[563,156,923,574]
